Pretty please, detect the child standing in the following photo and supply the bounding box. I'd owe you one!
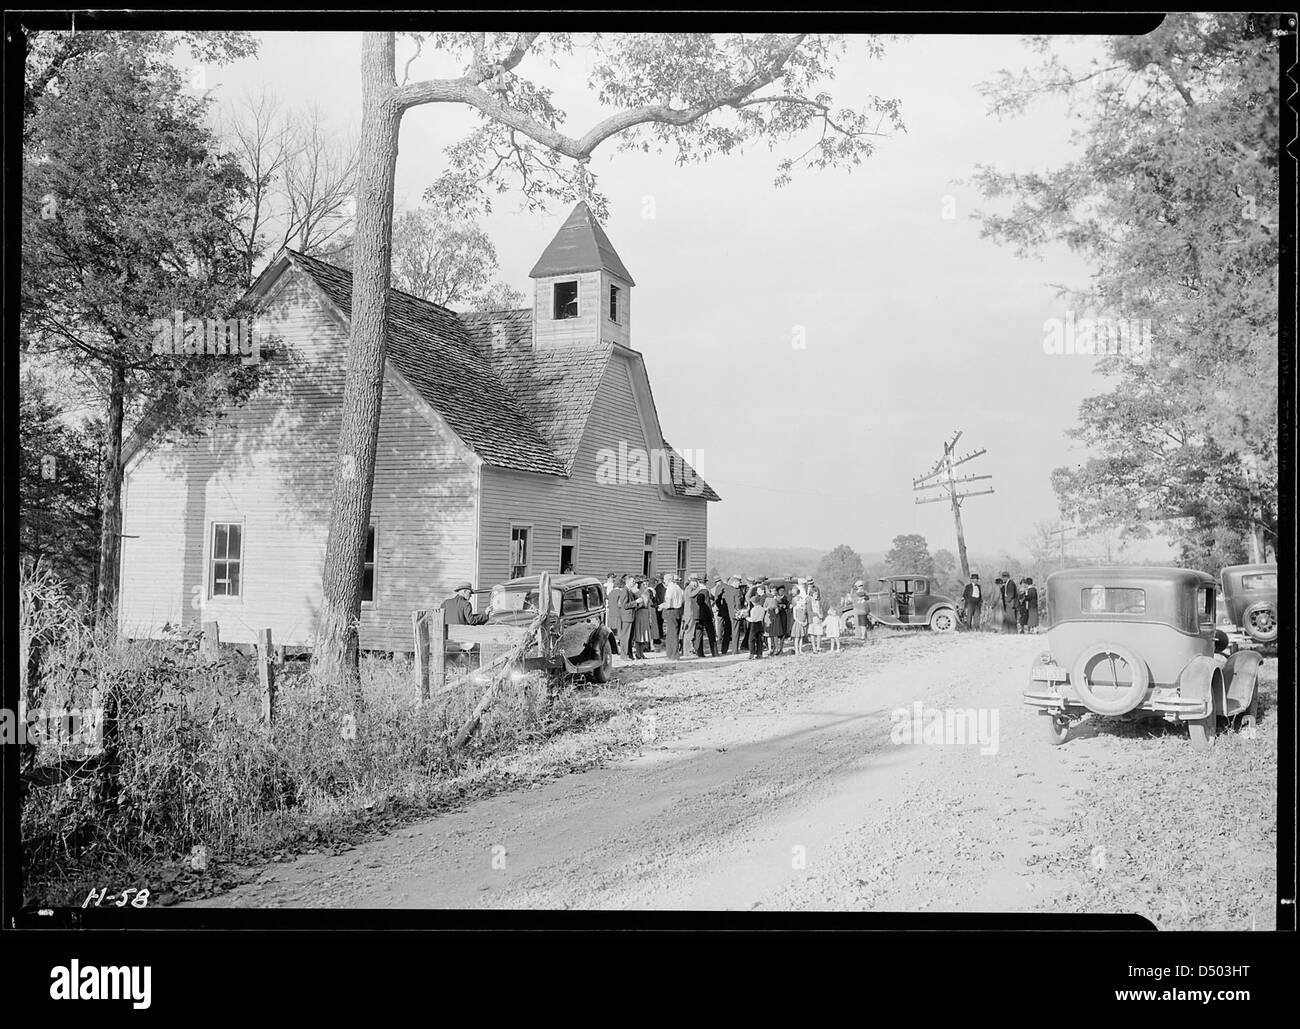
[806,587,824,653]
[822,605,843,653]
[747,585,766,660]
[791,586,809,654]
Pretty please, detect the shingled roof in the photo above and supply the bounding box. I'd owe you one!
[460,309,609,473]
[528,201,636,285]
[287,251,567,476]
[124,246,716,501]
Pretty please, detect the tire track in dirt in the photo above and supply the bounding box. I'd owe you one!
[192,632,1050,910]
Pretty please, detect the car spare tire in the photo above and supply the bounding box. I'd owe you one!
[1070,642,1150,716]
[1242,601,1278,644]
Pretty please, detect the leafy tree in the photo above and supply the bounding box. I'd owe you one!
[884,534,935,576]
[22,28,257,138]
[313,31,906,685]
[932,547,962,596]
[973,15,1279,564]
[19,373,104,591]
[328,206,524,311]
[814,544,866,605]
[22,47,259,624]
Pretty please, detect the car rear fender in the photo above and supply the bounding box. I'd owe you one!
[561,624,610,671]
[1222,648,1262,714]
[1177,655,1224,718]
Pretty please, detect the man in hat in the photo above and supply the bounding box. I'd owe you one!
[442,582,488,674]
[681,574,700,655]
[711,577,732,655]
[652,573,666,644]
[693,582,717,658]
[852,579,871,640]
[442,582,489,626]
[730,576,749,654]
[658,572,686,660]
[1000,571,1019,634]
[961,573,983,632]
[608,574,637,660]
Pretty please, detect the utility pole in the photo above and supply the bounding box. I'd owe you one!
[913,431,994,581]
[1047,524,1069,569]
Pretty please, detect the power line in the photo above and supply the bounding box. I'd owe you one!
[705,476,896,501]
[912,431,995,581]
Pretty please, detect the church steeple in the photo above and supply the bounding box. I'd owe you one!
[528,201,634,350]
[529,201,635,284]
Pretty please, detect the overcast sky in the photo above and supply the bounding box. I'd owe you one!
[206,31,1175,560]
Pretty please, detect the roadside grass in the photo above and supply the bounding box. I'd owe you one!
[19,570,654,909]
[1030,660,1279,929]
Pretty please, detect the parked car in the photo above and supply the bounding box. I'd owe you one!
[1023,567,1262,751]
[483,574,613,682]
[1220,563,1278,646]
[841,575,958,633]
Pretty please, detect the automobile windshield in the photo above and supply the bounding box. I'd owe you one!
[1080,586,1146,615]
[489,588,563,615]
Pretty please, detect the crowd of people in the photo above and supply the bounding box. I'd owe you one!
[959,571,1039,633]
[600,572,856,662]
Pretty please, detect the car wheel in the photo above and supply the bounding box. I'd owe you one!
[1187,713,1217,751]
[589,639,613,684]
[1243,602,1278,644]
[1044,712,1071,746]
[1070,642,1150,716]
[929,609,956,633]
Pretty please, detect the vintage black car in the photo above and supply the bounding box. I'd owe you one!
[1023,567,1262,752]
[1220,563,1278,646]
[841,575,958,633]
[483,574,613,682]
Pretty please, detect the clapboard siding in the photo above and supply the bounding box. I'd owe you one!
[478,351,708,586]
[532,271,603,349]
[119,268,478,650]
[599,270,632,350]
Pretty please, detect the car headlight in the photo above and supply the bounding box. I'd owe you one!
[1037,651,1054,665]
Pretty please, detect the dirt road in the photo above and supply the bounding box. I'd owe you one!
[191,632,1277,924]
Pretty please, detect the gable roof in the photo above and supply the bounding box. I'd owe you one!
[286,251,567,476]
[460,309,609,472]
[528,201,636,285]
[124,245,714,502]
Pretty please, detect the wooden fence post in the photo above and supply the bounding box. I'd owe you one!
[412,610,430,701]
[258,628,276,724]
[201,621,221,664]
[430,608,445,694]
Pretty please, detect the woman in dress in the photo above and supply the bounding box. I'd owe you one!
[763,585,782,656]
[1023,577,1040,633]
[632,577,655,659]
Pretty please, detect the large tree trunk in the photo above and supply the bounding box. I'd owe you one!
[310,33,402,692]
[94,359,126,629]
